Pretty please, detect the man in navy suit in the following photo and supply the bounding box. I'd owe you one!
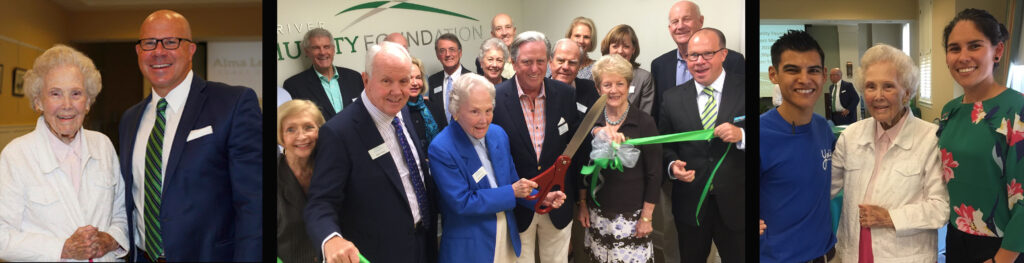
[305,41,438,263]
[492,31,583,263]
[283,28,365,121]
[427,33,471,124]
[828,68,859,125]
[548,38,599,117]
[661,28,745,263]
[118,10,262,262]
[650,1,744,123]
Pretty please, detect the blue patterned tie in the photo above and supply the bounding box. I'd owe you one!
[145,98,167,259]
[444,76,453,121]
[391,117,431,226]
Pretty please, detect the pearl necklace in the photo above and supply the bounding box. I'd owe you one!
[605,105,629,126]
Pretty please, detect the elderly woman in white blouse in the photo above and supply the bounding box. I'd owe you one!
[0,45,127,261]
[830,44,948,262]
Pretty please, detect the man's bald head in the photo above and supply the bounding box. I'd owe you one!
[140,9,192,39]
[385,32,409,49]
[830,68,842,83]
[668,1,704,51]
[491,13,516,46]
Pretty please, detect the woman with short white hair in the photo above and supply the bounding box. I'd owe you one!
[478,38,510,85]
[0,44,128,261]
[831,43,948,262]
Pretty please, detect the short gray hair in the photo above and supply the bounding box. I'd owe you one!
[478,38,510,64]
[365,41,411,78]
[448,73,495,116]
[302,27,334,51]
[509,31,550,63]
[854,43,919,106]
[24,44,102,112]
[553,38,584,59]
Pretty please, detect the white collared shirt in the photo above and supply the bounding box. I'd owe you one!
[361,91,424,223]
[131,70,193,249]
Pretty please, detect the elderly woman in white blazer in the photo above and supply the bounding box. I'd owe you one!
[0,45,127,261]
[830,44,948,262]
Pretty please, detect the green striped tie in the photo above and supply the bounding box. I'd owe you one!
[145,98,167,260]
[700,86,717,130]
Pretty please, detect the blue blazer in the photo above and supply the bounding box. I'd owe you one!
[305,98,438,263]
[428,121,537,263]
[117,74,263,261]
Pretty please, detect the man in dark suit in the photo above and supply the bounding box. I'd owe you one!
[650,1,744,123]
[284,28,365,121]
[118,10,261,262]
[548,38,599,116]
[427,33,471,123]
[661,28,745,263]
[305,41,438,263]
[828,68,859,125]
[492,31,583,263]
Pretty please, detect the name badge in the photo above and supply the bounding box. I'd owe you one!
[629,85,636,94]
[433,86,442,94]
[368,143,388,160]
[558,123,568,135]
[576,102,588,114]
[472,167,487,183]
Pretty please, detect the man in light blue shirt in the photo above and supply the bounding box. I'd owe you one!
[284,28,364,121]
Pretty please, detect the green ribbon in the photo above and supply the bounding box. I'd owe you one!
[580,128,726,225]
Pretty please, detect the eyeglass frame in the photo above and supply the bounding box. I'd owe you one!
[136,37,194,51]
[685,48,725,62]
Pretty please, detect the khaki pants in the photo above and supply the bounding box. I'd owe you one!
[517,213,572,263]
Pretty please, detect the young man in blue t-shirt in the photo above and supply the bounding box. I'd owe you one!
[759,30,837,263]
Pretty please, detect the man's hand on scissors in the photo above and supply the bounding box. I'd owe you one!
[671,160,695,182]
[713,123,742,143]
[324,236,360,263]
[540,191,567,208]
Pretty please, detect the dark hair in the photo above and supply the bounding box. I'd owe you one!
[942,8,1008,49]
[435,33,462,50]
[770,30,824,68]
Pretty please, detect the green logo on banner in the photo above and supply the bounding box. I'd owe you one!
[336,1,478,32]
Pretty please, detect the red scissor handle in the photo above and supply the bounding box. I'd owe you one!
[526,155,572,214]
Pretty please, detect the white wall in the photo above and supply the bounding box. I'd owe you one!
[276,0,746,86]
[518,0,746,72]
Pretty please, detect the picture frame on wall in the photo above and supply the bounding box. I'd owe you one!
[13,67,26,97]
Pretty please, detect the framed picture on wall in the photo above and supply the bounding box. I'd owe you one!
[13,67,26,97]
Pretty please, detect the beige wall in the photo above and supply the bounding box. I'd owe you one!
[760,0,918,20]
[920,0,1010,122]
[0,0,68,126]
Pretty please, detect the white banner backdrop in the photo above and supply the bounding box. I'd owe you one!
[208,41,263,100]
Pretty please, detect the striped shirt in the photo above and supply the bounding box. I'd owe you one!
[515,78,546,161]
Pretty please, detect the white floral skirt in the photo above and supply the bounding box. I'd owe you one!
[583,206,653,263]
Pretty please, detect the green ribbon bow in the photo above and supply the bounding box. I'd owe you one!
[580,128,729,226]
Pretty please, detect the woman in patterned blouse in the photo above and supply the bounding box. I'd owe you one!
[938,8,1024,263]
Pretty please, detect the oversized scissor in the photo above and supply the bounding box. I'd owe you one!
[525,94,608,214]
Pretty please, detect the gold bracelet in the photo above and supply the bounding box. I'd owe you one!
[641,216,652,222]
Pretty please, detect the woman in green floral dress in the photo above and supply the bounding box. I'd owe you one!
[938,8,1024,263]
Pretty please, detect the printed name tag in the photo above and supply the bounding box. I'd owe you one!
[368,143,388,160]
[472,167,487,183]
[433,86,442,94]
[558,123,569,135]
[576,102,588,113]
[629,85,635,94]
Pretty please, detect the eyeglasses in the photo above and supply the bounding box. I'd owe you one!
[437,47,460,55]
[137,37,193,51]
[686,48,724,62]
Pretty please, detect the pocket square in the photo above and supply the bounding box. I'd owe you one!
[187,125,213,142]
